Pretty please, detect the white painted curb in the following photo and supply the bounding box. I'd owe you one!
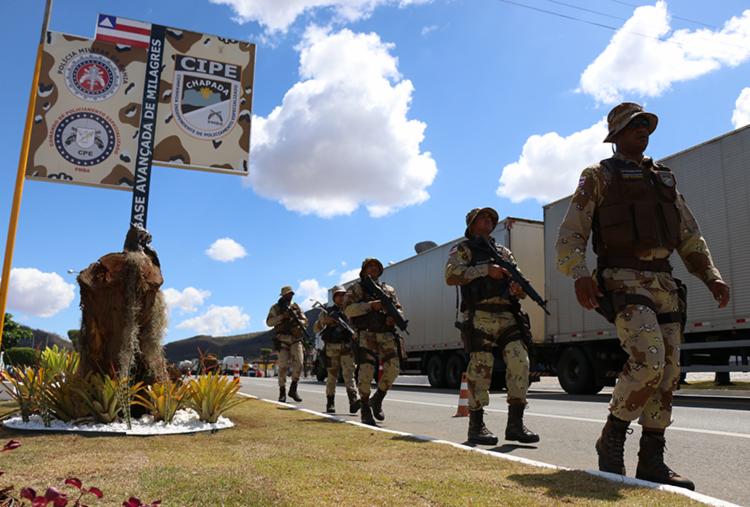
[239,392,740,507]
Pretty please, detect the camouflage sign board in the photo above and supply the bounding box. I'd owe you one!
[151,27,255,175]
[26,31,146,190]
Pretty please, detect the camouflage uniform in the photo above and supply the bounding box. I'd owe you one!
[445,243,530,409]
[266,286,308,402]
[556,102,727,489]
[445,207,539,445]
[345,258,405,425]
[556,153,722,428]
[313,289,360,414]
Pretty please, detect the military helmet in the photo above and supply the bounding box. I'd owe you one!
[464,207,499,238]
[331,285,347,295]
[359,257,384,278]
[603,102,658,143]
[279,285,294,296]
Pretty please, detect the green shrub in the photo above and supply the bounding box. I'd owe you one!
[133,379,187,423]
[40,345,79,379]
[3,347,38,368]
[185,372,245,423]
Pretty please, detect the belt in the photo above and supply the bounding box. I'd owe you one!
[598,256,672,273]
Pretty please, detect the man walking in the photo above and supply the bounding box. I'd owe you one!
[266,286,308,403]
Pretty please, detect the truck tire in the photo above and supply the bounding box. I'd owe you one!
[444,353,466,389]
[557,347,602,395]
[426,354,446,388]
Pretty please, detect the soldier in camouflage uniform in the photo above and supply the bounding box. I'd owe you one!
[555,102,730,490]
[313,286,361,414]
[266,286,309,403]
[445,207,540,446]
[345,258,405,426]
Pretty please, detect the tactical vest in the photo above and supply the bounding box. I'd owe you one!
[350,281,392,333]
[320,305,351,343]
[460,238,510,311]
[274,304,303,337]
[592,158,681,257]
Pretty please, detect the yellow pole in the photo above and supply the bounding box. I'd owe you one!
[0,0,53,348]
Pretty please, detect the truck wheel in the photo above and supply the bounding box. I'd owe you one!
[444,353,466,389]
[558,347,601,394]
[426,355,446,388]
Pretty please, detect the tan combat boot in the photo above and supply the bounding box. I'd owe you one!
[636,430,695,490]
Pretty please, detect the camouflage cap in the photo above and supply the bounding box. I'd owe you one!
[279,285,294,296]
[464,207,499,238]
[331,285,347,295]
[359,257,384,278]
[603,102,658,143]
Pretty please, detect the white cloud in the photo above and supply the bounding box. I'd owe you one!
[338,268,360,285]
[497,119,612,204]
[209,0,431,33]
[163,287,211,314]
[205,238,247,262]
[326,268,337,276]
[6,268,75,318]
[732,87,750,128]
[248,26,437,218]
[421,24,438,36]
[580,2,750,104]
[294,278,329,310]
[176,305,250,336]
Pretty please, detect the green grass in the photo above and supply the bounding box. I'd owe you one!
[681,380,750,391]
[0,399,703,506]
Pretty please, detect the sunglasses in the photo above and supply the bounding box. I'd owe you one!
[625,116,651,129]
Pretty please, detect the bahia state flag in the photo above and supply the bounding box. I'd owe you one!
[95,14,151,48]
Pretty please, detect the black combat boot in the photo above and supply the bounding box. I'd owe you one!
[595,414,632,475]
[370,389,387,421]
[347,389,361,414]
[326,395,335,413]
[288,380,302,402]
[467,409,499,446]
[278,386,286,403]
[505,402,540,443]
[360,396,376,426]
[636,430,695,490]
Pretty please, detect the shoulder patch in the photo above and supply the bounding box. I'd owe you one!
[658,171,675,187]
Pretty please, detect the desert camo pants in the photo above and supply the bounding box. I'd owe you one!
[466,310,529,410]
[325,342,357,396]
[277,338,304,387]
[603,268,682,430]
[357,331,399,398]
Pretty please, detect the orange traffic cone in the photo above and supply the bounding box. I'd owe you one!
[233,367,240,381]
[454,372,470,417]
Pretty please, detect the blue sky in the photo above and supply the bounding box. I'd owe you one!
[2,0,749,342]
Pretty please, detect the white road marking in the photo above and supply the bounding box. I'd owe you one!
[243,379,750,440]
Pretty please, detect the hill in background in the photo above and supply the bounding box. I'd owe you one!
[163,308,321,363]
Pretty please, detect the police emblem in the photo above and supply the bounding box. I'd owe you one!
[172,55,241,139]
[64,53,121,102]
[658,171,676,187]
[53,110,117,166]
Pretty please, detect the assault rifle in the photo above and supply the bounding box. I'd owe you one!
[478,236,550,315]
[312,301,356,337]
[362,275,409,334]
[278,296,314,346]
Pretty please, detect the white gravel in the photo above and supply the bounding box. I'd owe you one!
[2,408,234,435]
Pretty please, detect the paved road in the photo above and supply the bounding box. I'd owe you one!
[239,376,750,506]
